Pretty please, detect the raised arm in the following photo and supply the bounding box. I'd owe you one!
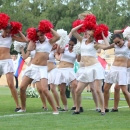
[49,28,60,44]
[71,24,83,43]
[56,45,64,54]
[114,30,122,34]
[20,47,30,60]
[55,53,62,61]
[76,54,81,62]
[12,31,29,42]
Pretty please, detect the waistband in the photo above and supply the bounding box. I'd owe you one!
[110,66,127,71]
[80,62,101,69]
[30,64,47,68]
[0,59,12,62]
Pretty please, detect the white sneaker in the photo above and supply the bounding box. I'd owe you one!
[17,109,26,112]
[53,111,59,115]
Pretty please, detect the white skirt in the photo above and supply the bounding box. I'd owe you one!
[77,63,105,83]
[105,66,127,85]
[23,64,48,82]
[127,68,130,84]
[48,68,58,85]
[55,68,76,85]
[0,59,14,75]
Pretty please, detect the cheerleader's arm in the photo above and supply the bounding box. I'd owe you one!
[76,54,81,62]
[49,28,60,44]
[12,31,29,43]
[71,24,83,43]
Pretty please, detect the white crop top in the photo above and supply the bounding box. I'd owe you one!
[81,39,97,57]
[30,50,36,58]
[48,50,55,63]
[60,47,77,64]
[114,41,130,58]
[0,33,12,48]
[35,37,52,53]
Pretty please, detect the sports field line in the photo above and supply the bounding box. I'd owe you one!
[0,106,129,118]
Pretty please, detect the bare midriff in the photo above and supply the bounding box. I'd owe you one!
[113,56,128,67]
[0,47,11,60]
[47,62,56,72]
[58,61,74,68]
[127,59,130,68]
[80,56,98,67]
[31,52,49,66]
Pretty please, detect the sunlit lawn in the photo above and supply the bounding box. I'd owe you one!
[0,86,130,130]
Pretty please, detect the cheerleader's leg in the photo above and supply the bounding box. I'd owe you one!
[89,82,99,110]
[113,84,120,110]
[94,80,105,113]
[103,83,112,110]
[75,81,88,112]
[121,85,130,107]
[50,83,60,108]
[36,85,47,109]
[59,83,68,110]
[6,72,20,109]
[19,76,33,110]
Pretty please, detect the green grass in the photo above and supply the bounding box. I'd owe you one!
[0,87,130,130]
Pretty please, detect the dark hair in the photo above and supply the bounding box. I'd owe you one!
[70,36,77,44]
[5,23,12,29]
[35,28,39,32]
[112,34,123,40]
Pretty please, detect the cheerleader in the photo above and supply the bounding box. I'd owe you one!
[56,37,81,111]
[17,20,60,114]
[111,29,130,112]
[77,30,100,111]
[95,33,130,112]
[71,25,105,115]
[0,13,28,111]
[20,47,48,111]
[47,43,61,109]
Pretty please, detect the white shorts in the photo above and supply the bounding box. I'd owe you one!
[127,68,130,84]
[56,68,76,85]
[23,64,48,82]
[77,63,105,83]
[0,59,14,75]
[105,66,127,85]
[48,68,58,85]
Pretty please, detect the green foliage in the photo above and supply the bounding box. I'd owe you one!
[1,0,130,53]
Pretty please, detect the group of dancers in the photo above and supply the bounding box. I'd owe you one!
[0,11,130,115]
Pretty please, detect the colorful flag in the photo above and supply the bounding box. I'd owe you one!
[98,56,107,69]
[14,54,25,77]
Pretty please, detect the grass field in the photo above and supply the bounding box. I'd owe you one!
[0,86,130,130]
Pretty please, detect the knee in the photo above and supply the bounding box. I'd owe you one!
[20,86,26,93]
[104,87,110,93]
[114,87,120,93]
[8,82,14,89]
[60,89,65,95]
[122,90,127,96]
[75,89,81,96]
[38,89,43,95]
[51,88,55,93]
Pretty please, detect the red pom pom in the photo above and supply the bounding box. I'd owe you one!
[0,13,10,29]
[83,21,97,31]
[38,20,53,33]
[94,24,109,41]
[10,21,22,35]
[26,27,38,42]
[45,32,53,39]
[72,19,85,33]
[84,14,97,24]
